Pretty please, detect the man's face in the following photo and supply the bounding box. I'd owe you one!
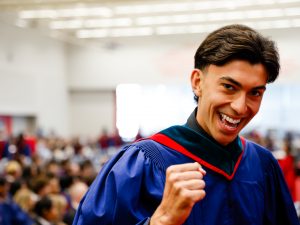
[191,60,268,146]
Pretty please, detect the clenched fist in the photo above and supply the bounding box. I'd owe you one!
[150,162,206,225]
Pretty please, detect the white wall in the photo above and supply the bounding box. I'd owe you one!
[0,21,69,136]
[69,90,115,138]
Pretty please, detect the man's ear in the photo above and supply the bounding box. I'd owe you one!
[190,69,204,98]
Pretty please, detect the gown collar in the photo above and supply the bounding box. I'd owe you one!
[150,108,244,180]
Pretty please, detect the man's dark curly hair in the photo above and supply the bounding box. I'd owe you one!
[193,24,280,102]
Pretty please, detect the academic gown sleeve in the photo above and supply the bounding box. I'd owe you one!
[262,150,299,225]
[72,142,166,225]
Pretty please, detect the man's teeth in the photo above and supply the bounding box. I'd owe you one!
[220,113,241,124]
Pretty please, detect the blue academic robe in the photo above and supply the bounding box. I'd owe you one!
[73,126,299,225]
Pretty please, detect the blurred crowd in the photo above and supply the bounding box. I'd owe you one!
[1,128,300,224]
[0,129,132,225]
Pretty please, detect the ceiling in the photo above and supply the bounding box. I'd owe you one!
[1,0,300,45]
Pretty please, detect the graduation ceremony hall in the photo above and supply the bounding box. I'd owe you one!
[1,0,300,224]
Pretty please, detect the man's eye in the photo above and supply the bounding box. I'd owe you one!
[223,83,234,90]
[250,90,262,97]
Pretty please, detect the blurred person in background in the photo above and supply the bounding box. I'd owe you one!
[36,137,53,164]
[63,181,88,225]
[73,24,298,225]
[4,160,22,183]
[48,174,62,195]
[45,160,62,177]
[32,196,65,225]
[264,129,276,152]
[2,133,32,161]
[49,194,68,225]
[30,175,52,198]
[0,177,34,225]
[14,187,38,217]
[0,130,7,160]
[278,132,297,201]
[79,160,97,186]
[98,128,113,154]
[111,130,124,148]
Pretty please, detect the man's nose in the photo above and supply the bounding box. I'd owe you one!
[231,94,248,115]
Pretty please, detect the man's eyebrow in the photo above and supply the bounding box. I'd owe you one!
[220,76,266,90]
[220,76,242,87]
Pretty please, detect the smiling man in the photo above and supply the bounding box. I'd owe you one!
[73,24,299,225]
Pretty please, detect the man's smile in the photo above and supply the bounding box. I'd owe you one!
[219,112,241,129]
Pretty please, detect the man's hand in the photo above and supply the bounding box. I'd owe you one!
[150,162,206,225]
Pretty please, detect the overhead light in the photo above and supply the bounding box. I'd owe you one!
[15,0,300,40]
[76,27,153,38]
[19,7,112,19]
[49,7,290,30]
[156,26,188,35]
[50,20,83,29]
[57,8,112,18]
[155,19,299,35]
[114,3,190,15]
[50,18,132,29]
[136,14,208,26]
[246,9,284,18]
[156,24,226,35]
[278,0,300,3]
[76,17,300,38]
[114,1,220,15]
[136,8,287,27]
[18,0,300,20]
[284,7,300,16]
[19,9,57,19]
[84,18,132,28]
[172,14,199,23]
[136,16,172,26]
[110,27,153,37]
[113,0,300,15]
